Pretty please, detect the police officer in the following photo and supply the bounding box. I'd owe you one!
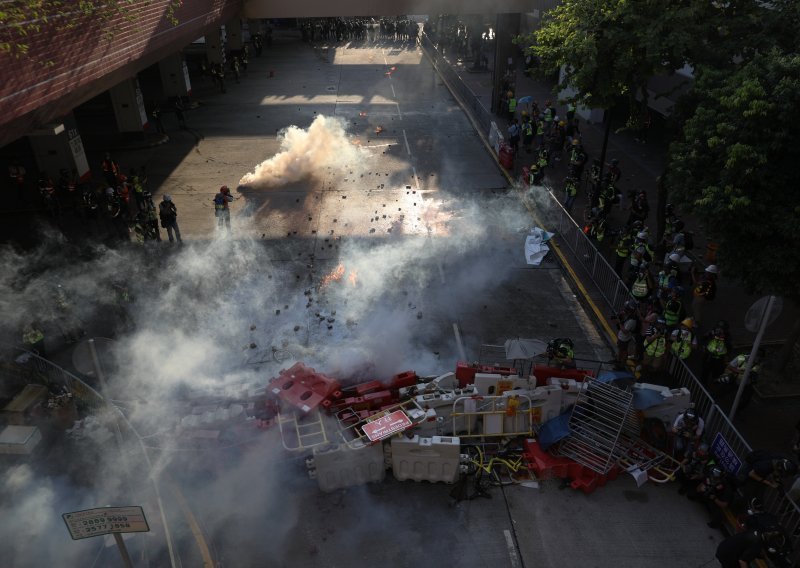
[688,464,734,529]
[213,185,234,233]
[676,442,712,495]
[715,528,781,568]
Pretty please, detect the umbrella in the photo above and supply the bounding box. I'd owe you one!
[504,338,548,360]
[517,95,533,105]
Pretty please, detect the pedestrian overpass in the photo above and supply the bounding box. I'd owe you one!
[242,0,533,17]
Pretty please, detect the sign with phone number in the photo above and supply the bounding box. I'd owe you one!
[63,506,149,540]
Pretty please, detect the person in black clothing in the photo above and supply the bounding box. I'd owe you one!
[715,529,765,568]
[159,194,182,243]
[688,464,734,529]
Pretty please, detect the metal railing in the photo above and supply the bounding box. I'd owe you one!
[419,34,493,136]
[421,36,800,561]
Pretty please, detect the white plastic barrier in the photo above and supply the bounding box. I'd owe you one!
[310,440,385,492]
[391,435,461,483]
[474,373,535,395]
[414,387,478,435]
[636,384,692,424]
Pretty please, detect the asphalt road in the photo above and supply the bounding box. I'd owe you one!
[2,30,729,568]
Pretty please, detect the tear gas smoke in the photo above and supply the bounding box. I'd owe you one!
[239,115,364,188]
[0,160,537,567]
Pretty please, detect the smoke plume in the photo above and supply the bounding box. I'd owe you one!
[239,115,363,188]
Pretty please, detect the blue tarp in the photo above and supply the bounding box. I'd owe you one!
[537,410,572,451]
[596,370,635,384]
[632,388,666,410]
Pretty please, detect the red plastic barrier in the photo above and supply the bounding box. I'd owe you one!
[532,364,595,387]
[455,361,516,388]
[388,370,417,391]
[268,363,341,413]
[522,439,619,494]
[355,380,383,396]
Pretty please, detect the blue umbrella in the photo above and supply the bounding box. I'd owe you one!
[517,95,533,104]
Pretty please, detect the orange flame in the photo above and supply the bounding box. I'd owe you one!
[320,264,345,288]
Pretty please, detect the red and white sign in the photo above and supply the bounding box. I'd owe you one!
[362,410,412,442]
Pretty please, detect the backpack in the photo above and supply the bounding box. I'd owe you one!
[683,231,695,250]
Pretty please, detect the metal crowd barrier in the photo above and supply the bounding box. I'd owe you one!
[420,36,800,560]
[419,34,493,135]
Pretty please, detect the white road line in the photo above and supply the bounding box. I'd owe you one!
[412,166,420,190]
[437,261,446,284]
[503,530,521,568]
[391,83,396,97]
[452,323,467,361]
[395,102,402,119]
[402,130,411,155]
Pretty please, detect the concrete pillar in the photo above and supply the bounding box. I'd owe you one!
[491,13,521,114]
[109,77,149,132]
[159,53,192,98]
[205,28,226,65]
[226,18,243,51]
[28,113,91,181]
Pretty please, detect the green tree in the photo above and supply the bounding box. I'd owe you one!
[668,50,800,369]
[518,0,773,242]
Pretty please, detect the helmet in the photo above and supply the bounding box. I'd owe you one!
[668,253,681,263]
[632,220,644,230]
[705,265,719,274]
[637,231,648,240]
[747,498,764,515]
[531,164,539,171]
[521,110,529,117]
[624,299,638,311]
[163,194,172,202]
[708,465,724,481]
[665,203,674,213]
[611,158,619,166]
[680,318,694,329]
[778,458,798,475]
[105,187,115,196]
[572,138,579,146]
[683,408,698,423]
[558,120,566,126]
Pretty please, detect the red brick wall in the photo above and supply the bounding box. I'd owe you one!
[0,0,242,147]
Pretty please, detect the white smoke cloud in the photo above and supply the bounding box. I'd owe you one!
[239,115,364,188]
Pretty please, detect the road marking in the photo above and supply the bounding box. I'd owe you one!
[503,530,521,568]
[437,261,446,284]
[395,102,403,119]
[412,166,420,190]
[403,129,411,155]
[452,323,467,361]
[391,83,396,97]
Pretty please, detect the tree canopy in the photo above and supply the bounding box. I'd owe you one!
[668,50,800,299]
[519,0,800,303]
